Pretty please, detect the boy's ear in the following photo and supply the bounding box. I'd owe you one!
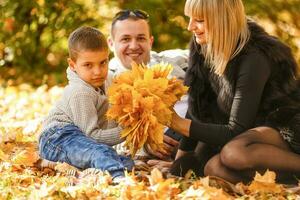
[107,37,114,52]
[67,58,76,71]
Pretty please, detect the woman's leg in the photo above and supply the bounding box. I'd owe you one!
[170,142,217,177]
[204,154,249,183]
[204,127,300,183]
[170,151,203,177]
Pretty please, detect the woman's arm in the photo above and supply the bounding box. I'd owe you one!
[170,52,271,146]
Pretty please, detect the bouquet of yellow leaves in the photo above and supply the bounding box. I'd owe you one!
[107,63,188,156]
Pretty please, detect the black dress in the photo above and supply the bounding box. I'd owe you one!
[180,21,300,154]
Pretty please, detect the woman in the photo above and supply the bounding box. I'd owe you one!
[169,0,300,183]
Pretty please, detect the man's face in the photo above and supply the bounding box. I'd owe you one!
[108,19,154,69]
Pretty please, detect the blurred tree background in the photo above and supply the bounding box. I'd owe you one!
[0,0,299,86]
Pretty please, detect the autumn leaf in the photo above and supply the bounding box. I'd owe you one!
[1,82,299,199]
[107,63,188,156]
[253,169,276,183]
[0,149,9,161]
[179,178,232,200]
[247,170,285,194]
[149,168,164,186]
[12,148,39,166]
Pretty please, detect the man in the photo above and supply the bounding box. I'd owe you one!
[108,9,188,164]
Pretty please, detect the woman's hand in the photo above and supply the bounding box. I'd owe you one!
[170,111,192,137]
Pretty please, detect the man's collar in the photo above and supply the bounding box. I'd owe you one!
[108,57,128,75]
[109,51,157,74]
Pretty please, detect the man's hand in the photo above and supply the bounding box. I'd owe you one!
[145,135,179,160]
[147,159,172,173]
[164,134,179,147]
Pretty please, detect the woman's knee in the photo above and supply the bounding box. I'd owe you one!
[204,154,222,176]
[220,138,252,170]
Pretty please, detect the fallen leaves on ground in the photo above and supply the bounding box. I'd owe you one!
[0,83,299,199]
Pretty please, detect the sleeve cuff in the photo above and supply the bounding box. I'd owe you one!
[179,136,198,151]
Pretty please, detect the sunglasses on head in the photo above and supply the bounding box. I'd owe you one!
[113,9,149,21]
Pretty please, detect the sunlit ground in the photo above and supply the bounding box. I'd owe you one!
[0,84,299,199]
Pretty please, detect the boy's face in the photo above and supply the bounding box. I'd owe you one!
[68,50,109,88]
[108,19,153,69]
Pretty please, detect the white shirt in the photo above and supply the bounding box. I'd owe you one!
[109,49,189,80]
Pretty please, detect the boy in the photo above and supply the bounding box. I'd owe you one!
[39,26,133,179]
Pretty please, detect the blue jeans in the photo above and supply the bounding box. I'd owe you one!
[39,124,134,178]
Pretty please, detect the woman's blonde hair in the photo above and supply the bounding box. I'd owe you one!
[185,0,250,75]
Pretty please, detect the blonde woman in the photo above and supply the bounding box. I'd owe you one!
[169,0,300,183]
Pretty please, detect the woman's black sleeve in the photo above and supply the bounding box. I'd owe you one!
[188,52,271,146]
[179,111,199,151]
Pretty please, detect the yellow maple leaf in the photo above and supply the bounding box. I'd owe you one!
[12,148,39,166]
[149,168,164,186]
[253,169,276,183]
[248,170,284,194]
[0,149,9,161]
[107,62,188,156]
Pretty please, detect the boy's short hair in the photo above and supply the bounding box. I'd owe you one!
[68,26,108,61]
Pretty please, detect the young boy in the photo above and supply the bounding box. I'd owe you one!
[39,26,133,179]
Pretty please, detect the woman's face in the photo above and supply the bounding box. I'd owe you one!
[187,17,207,45]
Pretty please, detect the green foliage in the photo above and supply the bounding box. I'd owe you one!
[0,0,117,85]
[244,0,300,65]
[120,0,300,65]
[0,0,299,86]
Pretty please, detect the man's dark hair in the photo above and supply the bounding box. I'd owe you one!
[110,9,151,37]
